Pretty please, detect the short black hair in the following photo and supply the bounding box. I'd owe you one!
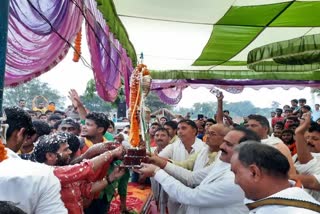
[164,120,178,130]
[4,107,34,140]
[109,120,115,129]
[48,114,62,121]
[205,118,217,125]
[151,122,161,127]
[32,120,51,137]
[178,119,198,133]
[54,110,65,115]
[281,129,294,136]
[38,114,47,119]
[86,112,110,134]
[248,114,270,133]
[0,201,26,214]
[236,142,290,179]
[223,110,230,114]
[308,122,320,133]
[53,120,62,130]
[33,134,67,163]
[233,126,261,143]
[155,127,170,136]
[56,132,80,154]
[302,105,311,111]
[275,121,284,129]
[298,98,306,103]
[291,99,298,104]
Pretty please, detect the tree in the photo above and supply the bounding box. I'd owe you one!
[3,79,65,109]
[145,91,173,112]
[271,101,281,109]
[81,79,119,113]
[193,102,216,118]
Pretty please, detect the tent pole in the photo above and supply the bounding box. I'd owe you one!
[0,0,10,115]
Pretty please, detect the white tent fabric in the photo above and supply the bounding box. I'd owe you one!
[113,0,320,71]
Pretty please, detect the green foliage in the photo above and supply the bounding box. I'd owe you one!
[3,79,65,109]
[145,91,173,112]
[80,93,114,113]
[271,101,281,109]
[174,100,273,121]
[311,88,320,96]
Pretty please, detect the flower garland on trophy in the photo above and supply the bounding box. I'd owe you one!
[123,64,152,167]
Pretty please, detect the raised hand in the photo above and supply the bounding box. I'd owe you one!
[68,89,82,108]
[296,112,311,134]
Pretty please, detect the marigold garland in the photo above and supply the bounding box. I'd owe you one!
[0,139,8,162]
[129,64,151,147]
[73,28,82,62]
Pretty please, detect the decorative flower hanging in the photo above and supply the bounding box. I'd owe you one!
[73,28,82,62]
[0,140,8,162]
[129,64,151,147]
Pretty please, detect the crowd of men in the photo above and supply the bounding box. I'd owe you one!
[1,90,320,213]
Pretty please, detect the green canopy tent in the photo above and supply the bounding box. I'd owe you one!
[97,0,320,79]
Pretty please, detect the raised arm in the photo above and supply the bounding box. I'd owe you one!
[68,89,87,120]
[295,112,313,164]
[216,91,224,124]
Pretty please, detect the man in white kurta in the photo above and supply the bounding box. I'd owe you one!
[158,137,203,161]
[292,112,320,201]
[154,158,248,214]
[294,153,320,201]
[158,120,204,213]
[0,149,67,214]
[139,127,261,214]
[245,185,320,213]
[231,142,320,214]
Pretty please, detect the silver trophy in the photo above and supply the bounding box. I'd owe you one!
[0,113,8,145]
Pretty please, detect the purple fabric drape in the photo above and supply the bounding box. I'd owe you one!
[152,79,320,104]
[6,0,83,86]
[84,0,133,102]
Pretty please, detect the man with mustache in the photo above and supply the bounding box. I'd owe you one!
[138,126,260,214]
[33,133,125,214]
[157,119,204,213]
[154,127,171,155]
[231,142,320,213]
[291,112,320,201]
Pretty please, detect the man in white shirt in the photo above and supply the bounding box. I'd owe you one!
[246,114,296,176]
[231,142,320,213]
[0,107,67,214]
[291,112,320,201]
[149,123,229,213]
[138,126,260,214]
[157,119,204,212]
[159,119,203,161]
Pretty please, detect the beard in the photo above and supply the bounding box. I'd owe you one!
[56,153,70,166]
